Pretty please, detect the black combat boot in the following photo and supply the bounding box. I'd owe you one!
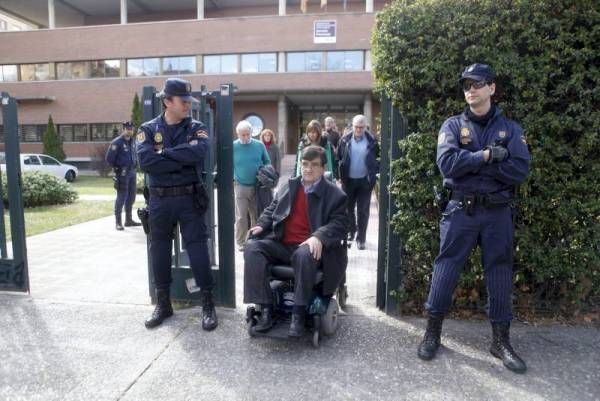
[417,314,444,360]
[253,305,274,333]
[201,289,218,331]
[124,212,142,227]
[144,288,174,329]
[115,214,124,231]
[288,310,306,338]
[490,321,527,374]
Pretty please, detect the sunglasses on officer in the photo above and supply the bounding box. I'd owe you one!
[462,80,490,91]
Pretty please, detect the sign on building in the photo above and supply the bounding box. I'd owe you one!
[314,20,336,44]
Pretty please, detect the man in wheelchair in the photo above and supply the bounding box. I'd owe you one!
[244,145,349,337]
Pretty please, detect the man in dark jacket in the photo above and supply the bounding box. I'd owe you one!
[336,114,380,250]
[244,145,348,337]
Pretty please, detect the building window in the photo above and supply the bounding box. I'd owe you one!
[326,51,364,71]
[241,53,277,73]
[19,125,45,142]
[243,114,264,138]
[286,52,324,72]
[20,63,52,81]
[57,61,90,80]
[58,124,88,142]
[0,65,18,82]
[91,123,120,142]
[91,60,120,78]
[203,54,238,74]
[127,58,160,77]
[162,56,196,75]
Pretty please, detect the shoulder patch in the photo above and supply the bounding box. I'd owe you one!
[137,131,145,142]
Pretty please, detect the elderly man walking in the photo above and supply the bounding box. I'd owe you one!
[336,114,379,250]
[233,120,271,251]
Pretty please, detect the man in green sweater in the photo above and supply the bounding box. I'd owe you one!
[234,120,271,251]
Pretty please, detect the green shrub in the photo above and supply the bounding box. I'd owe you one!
[42,115,66,162]
[372,0,600,315]
[3,172,78,208]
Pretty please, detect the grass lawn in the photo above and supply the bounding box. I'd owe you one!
[3,200,116,239]
[70,175,115,195]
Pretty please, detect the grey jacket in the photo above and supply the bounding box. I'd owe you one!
[265,143,281,175]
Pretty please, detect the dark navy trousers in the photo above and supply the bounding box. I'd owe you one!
[342,177,373,243]
[425,200,514,322]
[115,173,137,216]
[148,193,212,291]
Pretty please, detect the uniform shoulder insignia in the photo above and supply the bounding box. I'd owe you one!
[154,132,163,143]
[137,131,145,142]
[437,132,446,145]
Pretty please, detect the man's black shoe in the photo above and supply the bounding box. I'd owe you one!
[490,321,527,374]
[288,312,305,337]
[115,214,124,231]
[124,219,142,227]
[201,290,218,331]
[253,305,274,332]
[145,289,173,329]
[417,314,444,360]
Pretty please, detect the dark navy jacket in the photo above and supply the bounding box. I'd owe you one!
[105,135,137,174]
[436,107,530,197]
[337,131,380,186]
[136,114,210,188]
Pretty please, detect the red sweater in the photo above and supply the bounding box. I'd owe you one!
[282,185,311,245]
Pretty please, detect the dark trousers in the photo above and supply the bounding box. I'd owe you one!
[243,239,319,306]
[342,177,373,242]
[115,173,136,216]
[148,194,213,291]
[425,201,514,322]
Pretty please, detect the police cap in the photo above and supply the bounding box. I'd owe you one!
[123,121,134,129]
[459,63,495,83]
[160,78,199,103]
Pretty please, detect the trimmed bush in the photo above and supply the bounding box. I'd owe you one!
[372,0,600,315]
[3,172,78,208]
[43,115,66,162]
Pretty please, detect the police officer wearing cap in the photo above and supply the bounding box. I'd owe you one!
[105,121,142,230]
[137,78,217,331]
[417,63,530,373]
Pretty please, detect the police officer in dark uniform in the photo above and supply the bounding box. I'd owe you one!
[417,64,530,373]
[105,121,141,230]
[137,78,217,331]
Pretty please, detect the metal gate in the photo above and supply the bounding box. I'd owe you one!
[141,84,235,307]
[0,92,29,293]
[376,96,408,315]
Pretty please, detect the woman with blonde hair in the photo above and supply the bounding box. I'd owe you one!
[293,120,336,179]
[259,129,281,175]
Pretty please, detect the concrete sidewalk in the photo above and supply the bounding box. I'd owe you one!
[1,155,599,401]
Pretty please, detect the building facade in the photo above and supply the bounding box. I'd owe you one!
[0,0,385,168]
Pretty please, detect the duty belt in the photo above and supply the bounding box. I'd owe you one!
[450,192,512,208]
[149,184,195,197]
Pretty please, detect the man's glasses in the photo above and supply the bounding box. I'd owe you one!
[462,80,489,91]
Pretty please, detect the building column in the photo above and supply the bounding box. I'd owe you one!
[363,93,373,131]
[279,0,286,16]
[366,0,374,13]
[48,0,55,29]
[197,0,205,20]
[277,95,288,153]
[120,0,128,24]
[278,52,286,72]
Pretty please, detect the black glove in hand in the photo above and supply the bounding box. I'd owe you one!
[486,145,509,163]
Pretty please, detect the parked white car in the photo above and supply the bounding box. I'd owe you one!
[0,153,78,182]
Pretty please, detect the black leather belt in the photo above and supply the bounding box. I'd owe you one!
[149,185,195,197]
[450,192,512,208]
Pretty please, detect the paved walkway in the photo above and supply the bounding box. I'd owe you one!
[1,155,598,401]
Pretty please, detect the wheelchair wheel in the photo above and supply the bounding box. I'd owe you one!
[337,284,348,310]
[321,298,339,336]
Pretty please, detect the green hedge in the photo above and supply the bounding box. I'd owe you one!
[372,0,600,315]
[3,172,78,208]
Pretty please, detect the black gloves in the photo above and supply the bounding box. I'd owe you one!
[486,145,509,163]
